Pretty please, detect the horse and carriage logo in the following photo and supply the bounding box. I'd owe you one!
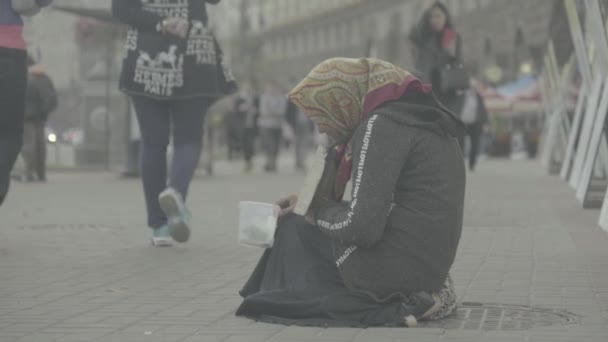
[134,45,184,96]
[136,46,183,71]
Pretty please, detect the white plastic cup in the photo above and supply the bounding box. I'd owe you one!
[238,201,280,248]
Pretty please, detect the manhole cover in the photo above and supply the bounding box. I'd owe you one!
[19,224,124,231]
[420,302,579,331]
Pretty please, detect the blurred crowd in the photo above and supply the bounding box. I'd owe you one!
[208,79,319,175]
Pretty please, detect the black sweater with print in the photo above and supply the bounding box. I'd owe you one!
[112,0,222,100]
[315,94,466,297]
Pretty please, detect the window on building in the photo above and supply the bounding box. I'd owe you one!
[270,40,277,59]
[329,25,338,49]
[351,19,360,46]
[307,30,315,53]
[484,37,493,57]
[287,37,296,58]
[277,38,285,59]
[296,33,304,56]
[318,27,327,51]
[340,22,349,47]
[450,2,460,17]
[263,42,272,59]
[264,2,275,27]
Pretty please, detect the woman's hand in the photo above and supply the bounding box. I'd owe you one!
[276,195,298,218]
[163,17,189,38]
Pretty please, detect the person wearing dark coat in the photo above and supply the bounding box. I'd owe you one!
[21,56,57,182]
[112,0,222,247]
[236,58,466,327]
[409,2,465,116]
[0,0,53,205]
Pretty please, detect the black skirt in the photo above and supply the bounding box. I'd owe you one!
[236,215,436,327]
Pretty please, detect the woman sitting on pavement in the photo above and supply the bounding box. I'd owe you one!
[236,58,467,327]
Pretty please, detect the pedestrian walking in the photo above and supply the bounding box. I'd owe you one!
[112,0,229,247]
[235,82,259,173]
[0,0,53,206]
[21,55,57,182]
[225,94,245,161]
[459,85,488,171]
[410,2,467,117]
[285,98,313,173]
[258,81,287,173]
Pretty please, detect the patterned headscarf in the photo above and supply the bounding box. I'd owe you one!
[288,58,431,199]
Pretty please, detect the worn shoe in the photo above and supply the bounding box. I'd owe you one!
[159,188,191,243]
[420,274,458,321]
[151,225,173,247]
[401,292,435,327]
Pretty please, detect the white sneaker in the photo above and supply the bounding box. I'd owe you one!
[151,225,173,247]
[159,188,191,243]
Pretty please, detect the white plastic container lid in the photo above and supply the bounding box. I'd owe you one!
[238,201,280,248]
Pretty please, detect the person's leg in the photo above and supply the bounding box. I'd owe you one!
[261,128,273,171]
[168,97,208,199]
[294,124,303,170]
[294,124,310,171]
[158,97,207,243]
[131,96,171,230]
[243,127,255,171]
[35,121,47,181]
[21,121,36,181]
[468,123,482,171]
[227,114,235,161]
[269,128,281,171]
[0,48,27,205]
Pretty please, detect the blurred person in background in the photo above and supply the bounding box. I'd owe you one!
[285,78,314,173]
[20,55,57,182]
[235,81,259,173]
[112,0,221,247]
[285,99,311,173]
[225,94,245,161]
[459,83,488,171]
[258,81,287,173]
[0,0,53,205]
[410,2,466,117]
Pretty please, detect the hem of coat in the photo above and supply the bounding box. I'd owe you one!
[235,314,392,328]
[119,86,224,101]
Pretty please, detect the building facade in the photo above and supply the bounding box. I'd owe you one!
[213,0,561,87]
[24,0,563,88]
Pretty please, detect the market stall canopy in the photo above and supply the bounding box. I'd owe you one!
[472,79,512,113]
[474,76,575,114]
[496,75,539,101]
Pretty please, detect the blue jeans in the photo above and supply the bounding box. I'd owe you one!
[0,47,27,206]
[131,96,209,229]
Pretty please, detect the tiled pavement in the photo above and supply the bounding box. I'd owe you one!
[1,160,608,341]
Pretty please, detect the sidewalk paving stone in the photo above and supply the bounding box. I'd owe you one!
[2,160,608,341]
